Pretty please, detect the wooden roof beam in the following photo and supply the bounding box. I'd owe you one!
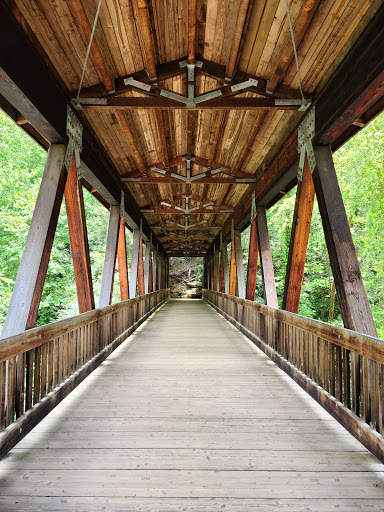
[137,0,157,79]
[226,0,251,79]
[141,208,233,215]
[188,0,197,64]
[69,0,114,93]
[116,111,146,173]
[123,176,255,184]
[266,0,320,94]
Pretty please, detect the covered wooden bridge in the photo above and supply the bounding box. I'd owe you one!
[0,0,384,509]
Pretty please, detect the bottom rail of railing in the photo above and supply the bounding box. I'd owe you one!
[203,289,384,464]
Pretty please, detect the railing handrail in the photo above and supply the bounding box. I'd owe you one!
[203,289,384,365]
[0,289,170,363]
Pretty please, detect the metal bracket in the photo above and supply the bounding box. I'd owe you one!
[231,78,258,92]
[250,191,256,221]
[124,77,152,92]
[120,190,125,216]
[64,107,83,177]
[297,107,316,181]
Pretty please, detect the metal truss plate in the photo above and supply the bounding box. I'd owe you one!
[297,107,316,180]
[64,107,83,173]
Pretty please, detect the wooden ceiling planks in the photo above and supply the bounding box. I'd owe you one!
[8,0,383,255]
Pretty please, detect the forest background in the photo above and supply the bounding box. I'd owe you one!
[0,109,383,336]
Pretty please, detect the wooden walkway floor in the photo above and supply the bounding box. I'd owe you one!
[1,299,384,511]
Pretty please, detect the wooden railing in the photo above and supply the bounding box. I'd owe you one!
[0,289,169,458]
[203,289,384,462]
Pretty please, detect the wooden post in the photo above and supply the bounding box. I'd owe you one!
[212,248,217,291]
[137,234,145,296]
[313,145,378,426]
[64,154,95,313]
[152,250,158,291]
[282,159,315,313]
[215,247,220,291]
[229,238,237,296]
[144,241,151,294]
[1,144,67,338]
[98,205,120,308]
[117,215,129,301]
[312,146,377,335]
[148,247,153,293]
[246,216,259,301]
[221,242,230,294]
[257,206,278,308]
[234,230,246,299]
[129,229,140,298]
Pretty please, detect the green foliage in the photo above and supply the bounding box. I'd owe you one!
[0,110,119,328]
[0,106,383,337]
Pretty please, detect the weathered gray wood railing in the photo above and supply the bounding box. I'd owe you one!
[0,289,169,458]
[203,289,384,462]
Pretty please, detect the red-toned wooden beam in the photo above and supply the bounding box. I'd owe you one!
[226,0,251,79]
[117,214,129,301]
[245,216,259,301]
[137,234,145,296]
[137,0,157,79]
[64,155,95,313]
[282,159,315,313]
[229,238,237,296]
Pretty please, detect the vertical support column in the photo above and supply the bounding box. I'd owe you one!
[144,240,151,294]
[257,206,278,308]
[117,215,129,301]
[312,146,377,336]
[215,247,220,291]
[148,246,153,293]
[220,241,229,294]
[152,250,158,291]
[64,154,95,313]
[313,145,378,425]
[229,237,237,296]
[98,205,120,308]
[1,144,67,338]
[283,159,315,313]
[212,247,217,291]
[234,230,246,299]
[137,233,145,296]
[246,216,259,301]
[129,229,140,298]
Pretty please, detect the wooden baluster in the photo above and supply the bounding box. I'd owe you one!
[0,362,6,430]
[40,343,47,400]
[15,353,25,418]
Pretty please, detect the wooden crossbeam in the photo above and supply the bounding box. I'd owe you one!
[141,208,233,215]
[124,176,255,184]
[76,57,304,100]
[77,96,303,110]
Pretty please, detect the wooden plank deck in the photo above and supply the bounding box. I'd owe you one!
[1,298,384,511]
